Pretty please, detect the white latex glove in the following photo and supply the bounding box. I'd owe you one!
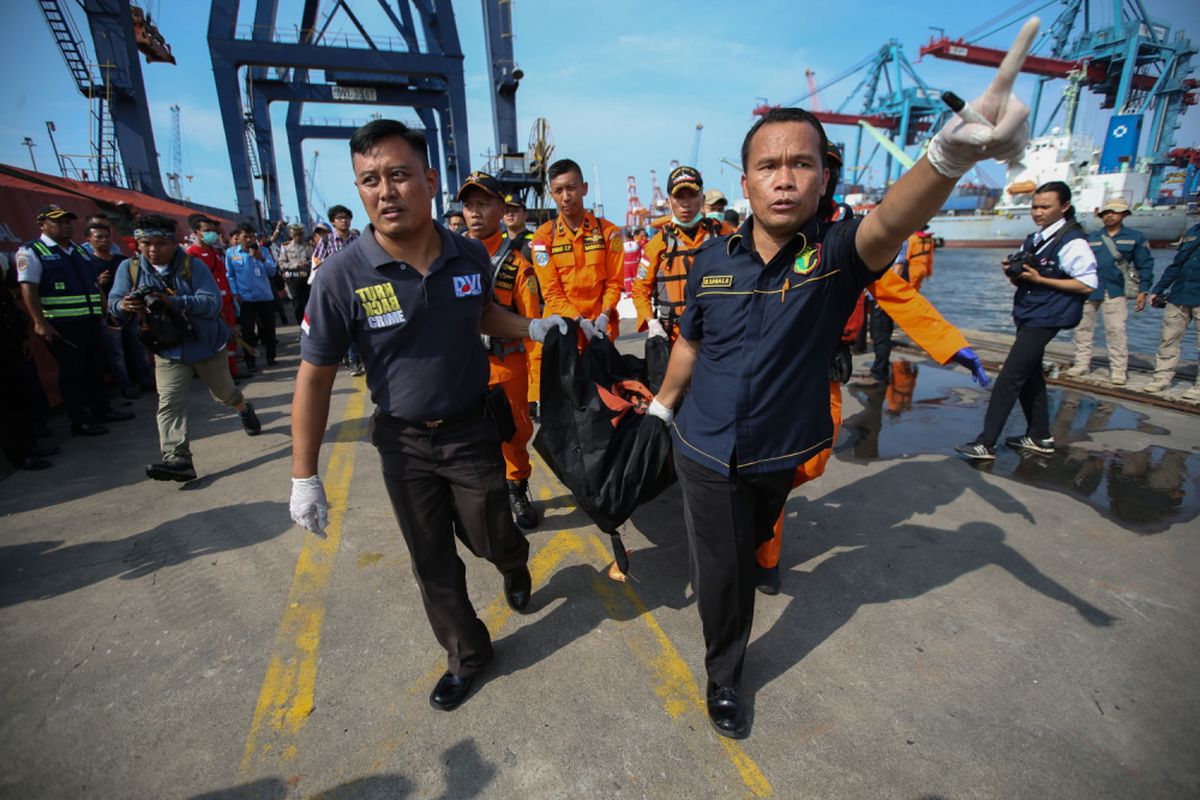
[578,317,600,340]
[528,314,567,343]
[646,319,667,339]
[926,18,1038,178]
[592,312,610,337]
[647,398,673,425]
[290,475,329,533]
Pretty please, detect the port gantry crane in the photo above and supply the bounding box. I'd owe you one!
[920,0,1196,203]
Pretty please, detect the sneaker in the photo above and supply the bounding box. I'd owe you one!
[1005,434,1055,454]
[1183,385,1200,402]
[239,402,262,436]
[1109,372,1127,386]
[1143,379,1170,394]
[1064,364,1089,378]
[146,459,196,482]
[954,442,996,460]
[507,479,539,529]
[755,565,781,595]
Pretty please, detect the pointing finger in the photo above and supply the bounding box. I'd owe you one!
[988,17,1041,98]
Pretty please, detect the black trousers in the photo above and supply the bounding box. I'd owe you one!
[371,409,529,678]
[0,346,34,464]
[49,318,110,425]
[238,300,277,363]
[979,325,1060,447]
[869,304,895,381]
[284,278,310,327]
[674,450,794,689]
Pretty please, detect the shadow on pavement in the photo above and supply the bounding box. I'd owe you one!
[0,501,290,607]
[744,460,1116,696]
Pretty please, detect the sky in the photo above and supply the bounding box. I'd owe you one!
[2,0,1199,226]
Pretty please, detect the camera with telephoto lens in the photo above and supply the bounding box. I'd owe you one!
[1004,251,1039,280]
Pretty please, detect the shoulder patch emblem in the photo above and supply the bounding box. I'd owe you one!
[794,243,821,275]
[701,274,733,288]
[535,251,550,266]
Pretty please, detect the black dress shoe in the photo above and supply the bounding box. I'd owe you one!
[96,410,135,422]
[146,459,197,482]
[429,671,474,711]
[503,566,532,612]
[706,686,748,739]
[71,423,109,436]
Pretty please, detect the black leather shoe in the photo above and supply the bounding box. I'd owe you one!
[755,565,780,595]
[429,671,474,711]
[503,566,532,612]
[507,479,539,529]
[96,410,135,422]
[71,423,109,436]
[706,686,748,739]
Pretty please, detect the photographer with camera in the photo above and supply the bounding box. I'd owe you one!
[956,181,1097,460]
[109,215,262,482]
[1143,221,1200,399]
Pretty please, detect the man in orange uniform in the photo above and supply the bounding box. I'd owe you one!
[632,166,735,342]
[753,147,988,595]
[898,225,936,291]
[531,159,624,341]
[460,171,541,529]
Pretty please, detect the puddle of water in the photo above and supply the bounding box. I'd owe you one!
[836,360,1200,533]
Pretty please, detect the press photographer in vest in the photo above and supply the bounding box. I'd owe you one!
[957,181,1097,460]
[109,215,262,482]
[15,204,134,437]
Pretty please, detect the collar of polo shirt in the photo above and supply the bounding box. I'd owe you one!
[359,221,466,272]
[725,215,820,258]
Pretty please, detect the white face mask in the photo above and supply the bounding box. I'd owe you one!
[153,264,171,275]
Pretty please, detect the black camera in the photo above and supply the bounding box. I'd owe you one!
[1151,293,1168,309]
[1004,251,1038,280]
[126,286,167,313]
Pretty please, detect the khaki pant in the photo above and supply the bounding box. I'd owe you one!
[1153,303,1200,384]
[1072,296,1128,374]
[155,350,245,460]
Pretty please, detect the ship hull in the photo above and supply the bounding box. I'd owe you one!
[929,206,1195,248]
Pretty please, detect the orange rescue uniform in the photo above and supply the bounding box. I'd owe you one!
[480,231,540,481]
[632,218,733,340]
[902,231,935,292]
[755,269,970,570]
[531,211,624,340]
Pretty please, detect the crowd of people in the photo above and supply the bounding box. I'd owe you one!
[3,22,1200,744]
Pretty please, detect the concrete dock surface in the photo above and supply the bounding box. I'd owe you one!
[1,327,1198,799]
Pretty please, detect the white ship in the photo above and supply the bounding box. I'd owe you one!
[928,130,1193,247]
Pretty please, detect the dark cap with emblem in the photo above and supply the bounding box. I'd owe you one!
[667,165,703,196]
[36,204,77,221]
[456,171,504,201]
[504,192,525,209]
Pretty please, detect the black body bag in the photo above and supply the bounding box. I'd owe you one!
[533,319,675,574]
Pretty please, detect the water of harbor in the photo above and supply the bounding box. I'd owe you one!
[920,248,1198,363]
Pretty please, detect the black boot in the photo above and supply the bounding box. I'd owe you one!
[507,479,539,529]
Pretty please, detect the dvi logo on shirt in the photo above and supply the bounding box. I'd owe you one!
[453,273,483,298]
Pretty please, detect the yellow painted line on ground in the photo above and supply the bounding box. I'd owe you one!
[240,379,368,774]
[586,536,773,799]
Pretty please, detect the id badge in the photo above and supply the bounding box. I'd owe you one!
[254,267,262,277]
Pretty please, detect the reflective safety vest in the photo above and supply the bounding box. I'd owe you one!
[633,218,731,331]
[27,239,103,320]
[483,232,539,361]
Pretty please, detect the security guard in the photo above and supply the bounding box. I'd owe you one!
[1067,199,1154,385]
[16,204,133,436]
[460,171,541,529]
[632,165,734,341]
[648,34,1034,736]
[531,158,624,340]
[289,119,565,712]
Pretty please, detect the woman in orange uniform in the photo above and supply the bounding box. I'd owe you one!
[632,166,735,342]
[459,171,542,530]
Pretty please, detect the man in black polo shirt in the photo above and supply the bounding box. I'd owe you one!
[289,119,566,712]
[648,22,1038,738]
